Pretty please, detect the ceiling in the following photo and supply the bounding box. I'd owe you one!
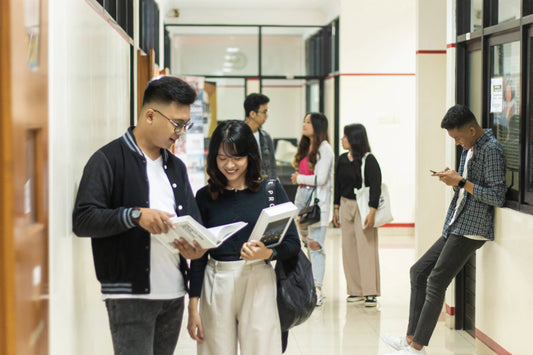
[161,0,330,10]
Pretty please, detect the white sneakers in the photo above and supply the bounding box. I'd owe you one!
[315,287,323,306]
[381,334,426,355]
[382,334,408,350]
[346,296,365,303]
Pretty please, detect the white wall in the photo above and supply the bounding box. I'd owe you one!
[49,1,131,354]
[339,0,416,224]
[477,208,533,354]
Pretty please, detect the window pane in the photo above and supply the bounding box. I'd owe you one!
[471,0,483,32]
[497,0,520,24]
[169,27,259,76]
[204,78,245,122]
[261,27,321,76]
[490,41,520,192]
[261,79,306,141]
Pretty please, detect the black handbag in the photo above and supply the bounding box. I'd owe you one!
[275,250,317,331]
[298,176,321,226]
[265,180,316,331]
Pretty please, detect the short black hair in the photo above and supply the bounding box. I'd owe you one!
[440,104,478,130]
[244,93,270,117]
[206,120,262,199]
[142,76,197,107]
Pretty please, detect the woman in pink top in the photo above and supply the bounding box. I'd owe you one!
[291,112,334,307]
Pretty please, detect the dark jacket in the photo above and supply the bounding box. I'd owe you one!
[259,128,277,179]
[72,127,201,294]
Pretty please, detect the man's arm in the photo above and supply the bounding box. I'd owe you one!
[472,145,507,207]
[72,151,134,237]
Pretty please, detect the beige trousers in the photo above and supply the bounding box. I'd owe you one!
[340,197,381,296]
[198,259,281,355]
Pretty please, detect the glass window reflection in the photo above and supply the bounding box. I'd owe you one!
[497,0,520,24]
[470,0,482,32]
[490,41,520,191]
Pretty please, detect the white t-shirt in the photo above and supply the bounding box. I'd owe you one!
[253,130,262,159]
[103,154,186,300]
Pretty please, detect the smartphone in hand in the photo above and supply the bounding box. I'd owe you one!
[430,170,437,174]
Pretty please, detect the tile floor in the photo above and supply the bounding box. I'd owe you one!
[174,227,496,355]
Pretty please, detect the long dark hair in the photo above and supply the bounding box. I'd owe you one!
[293,112,329,170]
[206,120,262,199]
[344,123,371,160]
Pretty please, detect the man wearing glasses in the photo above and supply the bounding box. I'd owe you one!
[244,93,277,178]
[73,76,206,355]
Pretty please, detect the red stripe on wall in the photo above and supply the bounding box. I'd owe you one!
[475,329,512,355]
[341,73,416,77]
[416,50,447,54]
[380,223,415,228]
[446,304,455,316]
[447,43,456,48]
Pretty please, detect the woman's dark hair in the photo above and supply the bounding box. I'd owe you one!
[344,123,371,160]
[206,120,262,199]
[293,112,330,170]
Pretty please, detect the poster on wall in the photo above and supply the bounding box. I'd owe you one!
[490,77,503,113]
[173,76,210,193]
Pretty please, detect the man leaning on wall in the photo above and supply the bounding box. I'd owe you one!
[382,104,507,355]
[244,93,277,179]
[72,76,206,355]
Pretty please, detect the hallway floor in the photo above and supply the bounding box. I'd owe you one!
[174,227,496,355]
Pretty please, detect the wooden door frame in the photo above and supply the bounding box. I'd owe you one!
[0,0,17,353]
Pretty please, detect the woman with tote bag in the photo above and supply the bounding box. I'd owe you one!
[332,124,381,307]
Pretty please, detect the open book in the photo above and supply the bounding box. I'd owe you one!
[154,215,247,253]
[248,202,298,248]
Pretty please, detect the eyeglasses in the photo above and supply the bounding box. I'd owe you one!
[256,109,268,115]
[153,109,194,133]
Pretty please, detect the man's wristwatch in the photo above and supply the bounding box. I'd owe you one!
[131,208,142,223]
[457,178,467,189]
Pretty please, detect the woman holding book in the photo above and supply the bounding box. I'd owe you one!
[187,120,300,355]
[332,123,381,307]
[290,112,334,306]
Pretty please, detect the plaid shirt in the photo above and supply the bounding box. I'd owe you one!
[442,129,507,241]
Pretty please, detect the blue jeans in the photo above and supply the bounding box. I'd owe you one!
[408,235,485,346]
[105,297,185,355]
[295,186,327,288]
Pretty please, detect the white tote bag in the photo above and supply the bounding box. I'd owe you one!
[355,153,393,228]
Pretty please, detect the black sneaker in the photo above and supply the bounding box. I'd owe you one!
[364,296,377,307]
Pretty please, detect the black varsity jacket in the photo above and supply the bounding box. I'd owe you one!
[72,127,201,295]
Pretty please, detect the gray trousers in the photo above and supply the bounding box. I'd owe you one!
[408,234,485,346]
[105,297,185,355]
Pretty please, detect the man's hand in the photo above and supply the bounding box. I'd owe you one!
[172,238,207,260]
[432,168,462,187]
[136,208,175,234]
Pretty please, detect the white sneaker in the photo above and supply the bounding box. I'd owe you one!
[346,296,365,303]
[384,346,426,355]
[315,288,323,306]
[382,334,409,350]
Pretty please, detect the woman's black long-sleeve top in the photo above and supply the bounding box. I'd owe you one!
[334,152,382,209]
[189,179,301,298]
